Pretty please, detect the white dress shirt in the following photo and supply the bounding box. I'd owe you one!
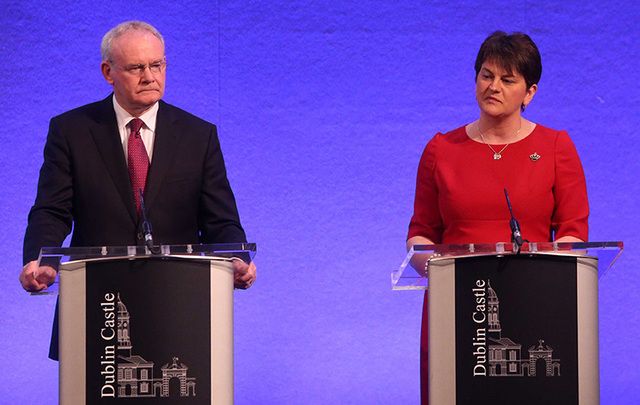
[112,95,159,162]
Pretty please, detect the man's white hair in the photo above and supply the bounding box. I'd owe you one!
[101,21,164,61]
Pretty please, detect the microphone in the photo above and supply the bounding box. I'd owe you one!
[503,188,524,252]
[138,189,159,254]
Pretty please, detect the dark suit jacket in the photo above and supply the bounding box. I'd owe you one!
[23,95,247,358]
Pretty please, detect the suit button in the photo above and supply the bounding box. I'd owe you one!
[137,232,143,240]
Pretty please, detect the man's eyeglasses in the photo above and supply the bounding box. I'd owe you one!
[112,60,166,76]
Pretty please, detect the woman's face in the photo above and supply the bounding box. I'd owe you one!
[475,60,537,119]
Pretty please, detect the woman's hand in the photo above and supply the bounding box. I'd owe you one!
[406,236,436,277]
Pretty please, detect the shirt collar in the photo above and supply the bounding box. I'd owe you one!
[112,94,159,132]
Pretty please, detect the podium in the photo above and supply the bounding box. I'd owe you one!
[392,242,623,405]
[37,243,256,405]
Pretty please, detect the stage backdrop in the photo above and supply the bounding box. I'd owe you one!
[1,1,638,403]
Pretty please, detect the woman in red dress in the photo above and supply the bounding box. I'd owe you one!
[407,31,589,404]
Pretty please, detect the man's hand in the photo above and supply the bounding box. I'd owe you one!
[232,259,256,290]
[19,260,57,292]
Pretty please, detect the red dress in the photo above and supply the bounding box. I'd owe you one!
[407,124,589,404]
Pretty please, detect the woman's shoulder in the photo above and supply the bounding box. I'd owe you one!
[418,126,469,170]
[427,125,469,147]
[531,123,571,138]
[531,123,576,148]
[441,125,469,140]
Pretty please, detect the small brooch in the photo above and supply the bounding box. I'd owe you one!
[529,152,541,161]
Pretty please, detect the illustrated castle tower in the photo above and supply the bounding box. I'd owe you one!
[485,280,522,376]
[487,280,501,339]
[117,293,132,357]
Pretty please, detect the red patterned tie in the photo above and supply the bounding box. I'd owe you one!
[127,118,149,214]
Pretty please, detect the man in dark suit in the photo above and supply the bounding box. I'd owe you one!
[19,21,255,293]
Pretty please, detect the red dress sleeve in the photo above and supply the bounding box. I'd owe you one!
[551,131,589,241]
[408,134,444,243]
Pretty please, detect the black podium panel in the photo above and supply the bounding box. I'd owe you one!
[85,258,211,404]
[454,255,578,405]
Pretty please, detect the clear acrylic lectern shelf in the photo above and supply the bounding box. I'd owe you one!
[392,241,623,290]
[34,243,257,294]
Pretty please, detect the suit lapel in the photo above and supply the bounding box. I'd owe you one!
[144,101,180,209]
[90,96,138,224]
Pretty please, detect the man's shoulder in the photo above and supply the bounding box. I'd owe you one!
[51,96,113,125]
[158,100,216,129]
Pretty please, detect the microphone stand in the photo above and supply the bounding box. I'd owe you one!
[504,188,524,254]
[139,189,159,255]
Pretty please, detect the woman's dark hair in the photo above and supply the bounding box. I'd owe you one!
[475,31,542,89]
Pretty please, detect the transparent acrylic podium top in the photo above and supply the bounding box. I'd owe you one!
[33,243,256,295]
[392,241,623,291]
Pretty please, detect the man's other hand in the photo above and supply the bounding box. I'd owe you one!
[19,260,57,292]
[233,260,256,290]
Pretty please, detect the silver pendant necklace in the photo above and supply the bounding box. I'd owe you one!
[477,121,521,160]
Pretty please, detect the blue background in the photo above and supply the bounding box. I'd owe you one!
[1,1,638,403]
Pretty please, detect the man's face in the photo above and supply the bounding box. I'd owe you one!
[101,30,166,116]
